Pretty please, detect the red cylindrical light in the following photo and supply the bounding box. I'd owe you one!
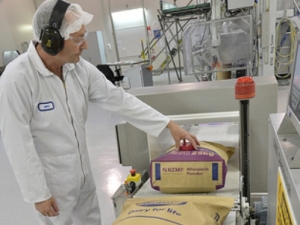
[235,76,255,100]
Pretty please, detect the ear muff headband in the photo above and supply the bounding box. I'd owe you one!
[40,0,70,55]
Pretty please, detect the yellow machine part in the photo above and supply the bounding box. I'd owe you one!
[276,168,295,225]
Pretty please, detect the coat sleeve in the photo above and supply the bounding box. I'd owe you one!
[0,74,51,203]
[86,63,170,137]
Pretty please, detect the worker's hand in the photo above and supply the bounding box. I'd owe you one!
[167,120,200,149]
[35,197,59,217]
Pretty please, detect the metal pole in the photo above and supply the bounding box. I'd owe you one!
[235,76,255,224]
[141,0,151,63]
[240,100,250,203]
[108,0,120,62]
[175,18,182,82]
[32,0,38,10]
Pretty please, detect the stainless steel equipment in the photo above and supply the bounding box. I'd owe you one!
[267,31,300,225]
[182,15,253,81]
[268,114,300,224]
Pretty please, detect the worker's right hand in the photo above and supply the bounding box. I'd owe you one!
[167,120,200,150]
[35,197,59,217]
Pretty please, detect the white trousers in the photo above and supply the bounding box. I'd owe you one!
[37,175,101,225]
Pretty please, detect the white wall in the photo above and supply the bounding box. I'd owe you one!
[0,0,118,67]
[0,0,196,67]
[0,0,36,67]
[68,0,118,62]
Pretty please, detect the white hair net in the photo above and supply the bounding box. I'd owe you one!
[32,0,93,41]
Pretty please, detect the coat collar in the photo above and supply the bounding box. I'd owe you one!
[27,41,75,76]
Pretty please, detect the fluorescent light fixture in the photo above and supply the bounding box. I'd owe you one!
[112,8,146,29]
[19,24,32,32]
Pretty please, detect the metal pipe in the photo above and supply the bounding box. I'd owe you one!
[158,14,181,83]
[141,0,151,63]
[141,13,196,58]
[240,99,250,203]
[175,18,182,81]
[139,17,175,58]
[293,0,300,14]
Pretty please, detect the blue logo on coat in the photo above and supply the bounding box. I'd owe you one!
[38,102,55,111]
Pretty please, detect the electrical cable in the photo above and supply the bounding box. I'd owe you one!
[274,17,297,79]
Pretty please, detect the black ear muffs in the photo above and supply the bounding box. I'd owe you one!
[40,27,65,55]
[40,0,70,56]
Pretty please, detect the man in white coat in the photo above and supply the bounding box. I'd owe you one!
[0,0,199,224]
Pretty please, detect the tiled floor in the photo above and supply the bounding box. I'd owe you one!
[0,73,290,225]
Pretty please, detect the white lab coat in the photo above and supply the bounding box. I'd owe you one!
[0,41,169,224]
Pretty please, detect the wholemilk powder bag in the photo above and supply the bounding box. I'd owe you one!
[150,141,235,193]
[112,195,234,225]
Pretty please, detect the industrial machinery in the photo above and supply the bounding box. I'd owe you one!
[137,117,242,224]
[143,0,281,83]
[182,15,252,81]
[267,32,300,224]
[111,0,299,224]
[112,75,278,224]
[106,0,297,87]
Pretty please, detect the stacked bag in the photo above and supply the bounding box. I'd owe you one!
[150,141,235,193]
[112,141,236,225]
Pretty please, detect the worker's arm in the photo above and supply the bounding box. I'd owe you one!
[167,120,200,149]
[0,72,51,203]
[86,61,200,141]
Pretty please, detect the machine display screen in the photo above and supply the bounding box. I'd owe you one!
[289,42,300,122]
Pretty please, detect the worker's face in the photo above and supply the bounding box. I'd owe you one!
[60,25,88,63]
